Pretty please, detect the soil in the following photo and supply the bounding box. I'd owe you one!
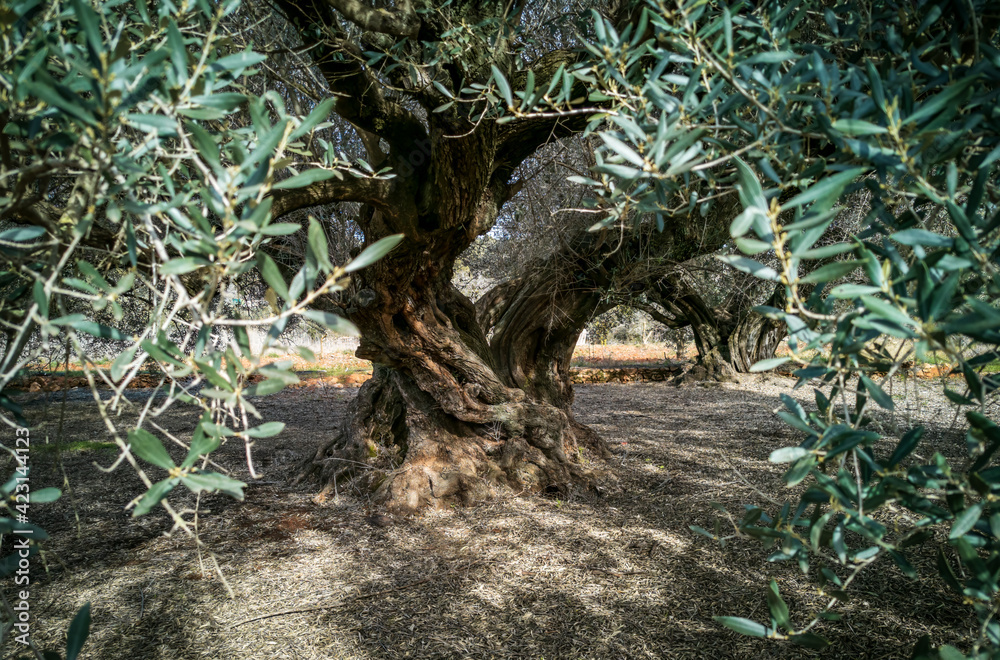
[0,370,981,659]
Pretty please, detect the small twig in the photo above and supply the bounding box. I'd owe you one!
[227,565,470,628]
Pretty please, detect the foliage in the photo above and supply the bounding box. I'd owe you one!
[535,0,1000,656]
[0,0,402,572]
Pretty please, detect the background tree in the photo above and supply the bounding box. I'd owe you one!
[561,0,1000,656]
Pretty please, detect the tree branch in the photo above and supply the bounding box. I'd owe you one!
[273,0,428,159]
[270,174,403,219]
[322,0,418,37]
[475,276,524,334]
[631,300,689,329]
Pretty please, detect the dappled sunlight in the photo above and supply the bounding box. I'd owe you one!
[11,376,975,658]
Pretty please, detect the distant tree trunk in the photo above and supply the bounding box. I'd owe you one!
[646,278,786,378]
[478,232,616,457]
[647,277,737,381]
[726,287,787,372]
[481,203,736,412]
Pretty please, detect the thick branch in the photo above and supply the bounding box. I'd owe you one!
[323,0,418,37]
[475,276,524,334]
[630,301,689,329]
[273,0,428,157]
[270,175,404,220]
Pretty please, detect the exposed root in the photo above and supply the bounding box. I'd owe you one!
[673,350,738,385]
[293,367,610,513]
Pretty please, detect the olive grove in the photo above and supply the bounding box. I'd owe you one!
[550,0,1000,656]
[2,0,1000,656]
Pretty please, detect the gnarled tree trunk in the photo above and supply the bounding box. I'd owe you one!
[726,287,787,372]
[644,277,787,378]
[481,204,737,415]
[281,164,613,511]
[290,221,608,511]
[647,276,738,382]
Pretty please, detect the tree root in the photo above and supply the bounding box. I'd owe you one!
[292,368,610,512]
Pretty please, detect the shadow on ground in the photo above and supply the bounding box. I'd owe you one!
[2,377,974,659]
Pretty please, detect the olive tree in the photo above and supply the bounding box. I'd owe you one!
[552,0,1000,655]
[0,0,403,642]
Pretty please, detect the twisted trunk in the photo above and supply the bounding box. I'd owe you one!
[296,248,601,511]
[664,282,738,382]
[482,204,737,420]
[481,234,615,458]
[648,278,786,377]
[726,288,786,372]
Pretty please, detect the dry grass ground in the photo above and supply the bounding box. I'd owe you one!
[0,367,981,659]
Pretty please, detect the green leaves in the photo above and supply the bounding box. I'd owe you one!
[31,487,62,503]
[272,169,340,190]
[601,133,645,168]
[715,616,768,638]
[245,422,285,438]
[65,603,92,660]
[832,119,886,136]
[798,260,861,284]
[0,2,371,639]
[770,447,810,463]
[183,415,221,469]
[891,229,953,248]
[579,1,1000,655]
[0,226,46,243]
[210,50,266,74]
[491,65,513,108]
[345,234,404,273]
[950,503,983,541]
[859,375,894,411]
[290,98,336,141]
[887,427,924,468]
[766,580,791,630]
[788,633,830,650]
[303,309,359,336]
[716,255,779,282]
[783,168,865,211]
[161,257,208,275]
[128,429,174,470]
[859,296,916,329]
[73,322,128,341]
[182,471,246,499]
[133,478,179,516]
[733,157,767,212]
[750,357,789,372]
[258,253,290,301]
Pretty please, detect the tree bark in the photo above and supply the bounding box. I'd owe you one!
[270,0,703,512]
[652,277,738,382]
[481,202,736,418]
[726,287,787,372]
[295,260,603,511]
[646,278,787,377]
